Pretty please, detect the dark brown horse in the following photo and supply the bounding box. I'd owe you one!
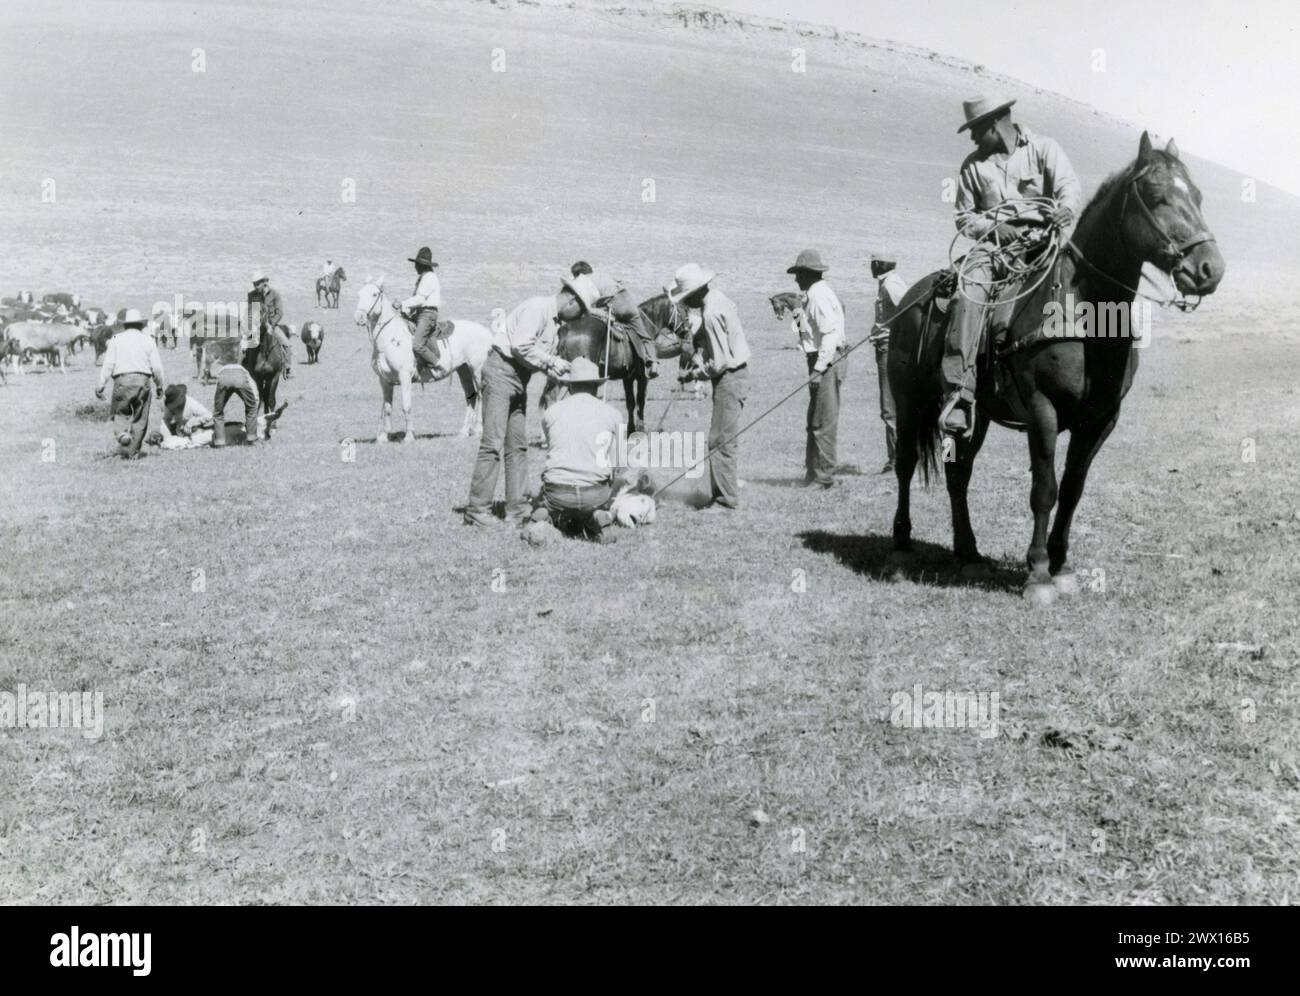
[246,327,288,419]
[887,132,1225,604]
[316,266,347,309]
[552,315,644,427]
[638,290,701,397]
[551,295,693,430]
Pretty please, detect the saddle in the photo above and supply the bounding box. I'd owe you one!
[907,264,1049,430]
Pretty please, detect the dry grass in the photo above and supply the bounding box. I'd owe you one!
[2,0,1298,905]
[2,326,1298,904]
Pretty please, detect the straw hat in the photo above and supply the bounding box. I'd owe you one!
[251,271,269,287]
[119,308,146,328]
[957,96,1016,133]
[667,263,715,302]
[560,273,599,314]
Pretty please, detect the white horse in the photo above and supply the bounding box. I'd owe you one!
[354,276,491,442]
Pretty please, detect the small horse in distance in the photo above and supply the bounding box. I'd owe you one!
[316,265,347,309]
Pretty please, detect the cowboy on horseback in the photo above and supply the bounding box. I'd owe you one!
[246,271,293,379]
[404,246,444,377]
[941,97,1081,434]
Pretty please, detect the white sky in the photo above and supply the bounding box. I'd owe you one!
[683,0,1300,195]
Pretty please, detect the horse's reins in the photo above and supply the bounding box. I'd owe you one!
[363,287,398,343]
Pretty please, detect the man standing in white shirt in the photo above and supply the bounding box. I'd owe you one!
[787,250,845,489]
[95,308,165,459]
[673,263,750,511]
[464,272,597,527]
[871,255,908,473]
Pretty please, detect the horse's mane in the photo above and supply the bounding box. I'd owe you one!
[1076,160,1136,231]
[1076,149,1188,232]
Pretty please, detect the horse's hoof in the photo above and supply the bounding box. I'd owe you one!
[1022,581,1057,607]
[376,434,389,444]
[1052,570,1081,595]
[888,549,914,580]
[960,560,991,580]
[400,433,414,444]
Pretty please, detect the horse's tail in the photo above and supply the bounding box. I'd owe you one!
[889,294,945,486]
[912,390,943,486]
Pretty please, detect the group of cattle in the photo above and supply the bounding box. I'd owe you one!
[0,291,120,380]
[0,290,326,384]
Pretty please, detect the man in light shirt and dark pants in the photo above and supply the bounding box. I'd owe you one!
[787,249,845,489]
[871,255,908,473]
[530,356,624,541]
[96,308,165,459]
[464,272,598,527]
[672,263,750,511]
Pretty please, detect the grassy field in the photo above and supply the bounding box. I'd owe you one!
[3,322,1298,904]
[2,0,1299,904]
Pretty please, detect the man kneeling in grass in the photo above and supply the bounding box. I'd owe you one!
[529,357,623,542]
[156,383,215,448]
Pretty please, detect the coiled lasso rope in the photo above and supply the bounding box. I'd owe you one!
[949,196,1065,308]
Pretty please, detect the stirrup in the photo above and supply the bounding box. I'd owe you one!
[938,395,976,441]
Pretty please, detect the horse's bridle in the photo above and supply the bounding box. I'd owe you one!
[1120,163,1217,271]
[362,287,397,342]
[1068,162,1216,312]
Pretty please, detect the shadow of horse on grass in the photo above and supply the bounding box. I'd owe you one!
[798,530,1022,593]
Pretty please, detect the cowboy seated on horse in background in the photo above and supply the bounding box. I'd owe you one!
[528,356,623,542]
[405,246,451,378]
[245,271,293,379]
[942,95,1082,435]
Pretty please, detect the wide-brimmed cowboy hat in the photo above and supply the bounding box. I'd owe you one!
[786,249,828,274]
[559,356,607,384]
[163,383,187,417]
[251,271,269,286]
[869,255,897,276]
[407,246,437,268]
[667,263,715,302]
[559,273,599,314]
[119,307,146,328]
[957,96,1016,133]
